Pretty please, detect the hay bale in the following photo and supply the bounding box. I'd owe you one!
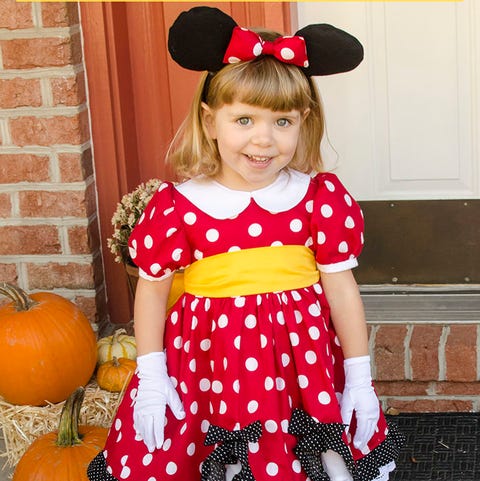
[0,381,122,471]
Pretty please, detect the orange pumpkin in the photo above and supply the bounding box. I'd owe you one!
[97,357,136,392]
[13,387,108,481]
[0,283,97,406]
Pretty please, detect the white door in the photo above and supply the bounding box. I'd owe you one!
[297,0,480,201]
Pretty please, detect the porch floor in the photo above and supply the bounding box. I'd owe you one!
[388,412,480,480]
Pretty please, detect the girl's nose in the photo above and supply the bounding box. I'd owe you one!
[251,123,273,146]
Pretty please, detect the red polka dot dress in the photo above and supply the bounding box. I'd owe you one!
[88,170,403,481]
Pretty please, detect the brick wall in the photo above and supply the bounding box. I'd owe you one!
[0,1,106,325]
[371,323,480,412]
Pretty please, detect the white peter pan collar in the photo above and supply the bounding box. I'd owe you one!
[175,169,311,219]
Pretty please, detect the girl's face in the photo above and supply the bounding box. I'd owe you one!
[203,102,307,191]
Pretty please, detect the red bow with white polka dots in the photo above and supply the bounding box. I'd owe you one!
[223,26,309,68]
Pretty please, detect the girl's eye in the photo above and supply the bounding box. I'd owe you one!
[237,117,251,126]
[276,118,291,127]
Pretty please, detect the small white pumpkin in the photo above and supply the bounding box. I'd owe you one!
[97,328,136,365]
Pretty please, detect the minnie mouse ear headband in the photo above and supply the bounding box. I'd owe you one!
[168,6,364,76]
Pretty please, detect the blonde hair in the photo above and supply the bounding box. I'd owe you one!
[168,31,326,179]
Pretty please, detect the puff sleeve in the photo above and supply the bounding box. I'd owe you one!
[310,173,364,273]
[128,182,191,280]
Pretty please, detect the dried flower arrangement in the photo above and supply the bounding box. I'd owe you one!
[107,179,162,265]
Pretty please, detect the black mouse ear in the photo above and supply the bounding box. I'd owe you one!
[168,6,237,72]
[295,24,364,76]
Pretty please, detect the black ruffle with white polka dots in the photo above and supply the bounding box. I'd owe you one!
[86,410,405,481]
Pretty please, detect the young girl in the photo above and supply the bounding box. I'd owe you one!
[88,6,403,481]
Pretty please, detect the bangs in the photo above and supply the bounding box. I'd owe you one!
[206,58,312,112]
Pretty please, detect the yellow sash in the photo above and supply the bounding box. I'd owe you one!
[167,245,319,307]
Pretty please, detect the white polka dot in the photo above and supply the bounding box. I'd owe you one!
[166,227,177,238]
[266,462,279,476]
[189,359,196,372]
[289,332,300,346]
[334,335,341,346]
[144,235,153,249]
[201,420,210,433]
[187,442,196,456]
[147,478,157,481]
[276,311,285,325]
[248,400,259,413]
[265,420,278,433]
[248,223,262,237]
[276,377,286,390]
[234,297,246,307]
[298,374,309,388]
[138,213,145,225]
[260,334,267,348]
[206,229,219,242]
[163,207,174,216]
[253,42,263,56]
[200,339,211,351]
[305,200,314,213]
[163,438,172,450]
[129,245,137,259]
[191,316,198,329]
[308,326,320,340]
[338,241,349,253]
[121,455,129,465]
[184,212,197,225]
[190,401,198,415]
[344,193,353,206]
[166,462,177,475]
[249,442,259,453]
[290,219,302,232]
[233,379,240,393]
[218,314,228,328]
[271,240,283,246]
[281,419,289,433]
[321,204,333,218]
[325,180,335,192]
[228,56,241,63]
[116,431,122,443]
[294,310,303,323]
[180,381,188,394]
[314,283,323,294]
[173,336,183,349]
[150,263,161,275]
[228,245,241,252]
[246,357,258,371]
[120,467,131,479]
[305,350,317,364]
[172,248,182,261]
[115,418,122,430]
[265,376,274,390]
[292,460,302,473]
[245,314,257,329]
[281,353,290,367]
[280,47,294,60]
[234,336,241,349]
[317,231,326,245]
[158,183,168,192]
[219,400,227,414]
[199,379,211,391]
[308,303,321,317]
[318,391,331,405]
[345,216,355,229]
[305,236,313,247]
[212,380,223,393]
[194,249,203,260]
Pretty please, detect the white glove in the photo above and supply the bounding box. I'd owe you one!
[133,351,185,451]
[340,355,380,451]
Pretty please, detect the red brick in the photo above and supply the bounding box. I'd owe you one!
[51,72,86,106]
[0,263,18,284]
[41,3,79,27]
[74,295,98,325]
[10,110,90,146]
[19,190,90,218]
[0,153,50,183]
[1,33,83,69]
[0,78,41,108]
[375,381,430,397]
[27,262,95,290]
[445,325,477,382]
[0,226,60,255]
[0,193,12,217]
[385,399,473,413]
[68,225,90,254]
[0,0,33,29]
[410,325,442,381]
[58,149,93,182]
[374,325,407,381]
[435,382,480,396]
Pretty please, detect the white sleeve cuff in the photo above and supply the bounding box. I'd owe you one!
[317,257,358,273]
[138,268,174,282]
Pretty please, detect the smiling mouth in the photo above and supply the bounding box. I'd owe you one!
[246,154,272,163]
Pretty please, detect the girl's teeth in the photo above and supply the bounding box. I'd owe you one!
[248,155,270,162]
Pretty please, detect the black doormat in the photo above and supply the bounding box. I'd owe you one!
[387,413,480,481]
